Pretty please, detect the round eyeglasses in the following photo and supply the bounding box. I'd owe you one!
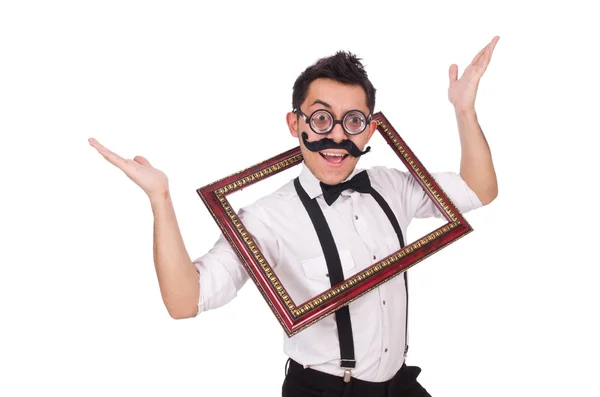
[293,108,372,135]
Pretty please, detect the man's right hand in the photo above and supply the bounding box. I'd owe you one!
[88,137,169,201]
[88,136,199,319]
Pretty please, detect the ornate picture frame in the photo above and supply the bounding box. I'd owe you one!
[196,112,473,337]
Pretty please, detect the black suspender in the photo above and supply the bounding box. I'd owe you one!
[294,176,406,382]
[368,186,410,360]
[294,178,356,381]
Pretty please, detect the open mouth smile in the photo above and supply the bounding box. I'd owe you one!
[319,151,349,166]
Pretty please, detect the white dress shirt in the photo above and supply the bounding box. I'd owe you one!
[193,162,482,382]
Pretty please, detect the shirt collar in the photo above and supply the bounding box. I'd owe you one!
[298,161,364,200]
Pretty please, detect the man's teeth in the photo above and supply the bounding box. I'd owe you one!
[322,153,345,157]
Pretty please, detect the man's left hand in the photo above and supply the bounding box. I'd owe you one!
[448,36,499,113]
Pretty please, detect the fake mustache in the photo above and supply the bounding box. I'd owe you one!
[301,132,371,158]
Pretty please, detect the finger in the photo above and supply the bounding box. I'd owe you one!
[461,64,479,82]
[478,46,492,69]
[473,35,499,64]
[448,64,458,83]
[471,44,488,65]
[487,36,500,59]
[478,37,499,70]
[88,137,128,169]
[481,36,500,62]
[134,155,152,167]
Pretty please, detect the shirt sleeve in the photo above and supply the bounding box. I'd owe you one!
[381,167,483,220]
[192,204,280,314]
[410,171,483,218]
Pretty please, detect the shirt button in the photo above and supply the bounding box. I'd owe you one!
[385,348,388,353]
[383,300,386,305]
[355,215,359,220]
[373,255,376,260]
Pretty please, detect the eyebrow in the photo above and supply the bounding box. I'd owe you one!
[309,99,332,108]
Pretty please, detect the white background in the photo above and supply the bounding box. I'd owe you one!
[1,1,598,396]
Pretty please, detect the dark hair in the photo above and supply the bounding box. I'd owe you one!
[292,51,376,114]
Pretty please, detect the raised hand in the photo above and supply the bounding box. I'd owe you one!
[448,36,499,113]
[89,137,169,201]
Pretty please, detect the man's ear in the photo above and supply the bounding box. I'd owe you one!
[286,111,299,138]
[364,119,378,143]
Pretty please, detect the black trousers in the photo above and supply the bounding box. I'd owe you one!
[282,359,432,397]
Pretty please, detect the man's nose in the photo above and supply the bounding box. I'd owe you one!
[328,122,347,142]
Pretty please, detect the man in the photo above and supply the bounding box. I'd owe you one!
[89,36,499,396]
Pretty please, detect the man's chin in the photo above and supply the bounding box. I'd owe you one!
[314,163,356,185]
[319,174,350,185]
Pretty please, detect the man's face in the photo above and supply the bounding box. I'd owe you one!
[286,78,377,185]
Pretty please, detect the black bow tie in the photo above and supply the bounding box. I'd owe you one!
[320,170,371,206]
